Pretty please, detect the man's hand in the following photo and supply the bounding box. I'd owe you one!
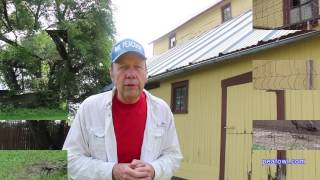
[112,160,155,180]
[130,159,155,180]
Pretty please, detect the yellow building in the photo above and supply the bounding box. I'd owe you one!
[151,0,252,55]
[147,1,320,180]
[253,0,320,30]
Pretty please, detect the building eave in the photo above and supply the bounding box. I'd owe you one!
[147,30,320,83]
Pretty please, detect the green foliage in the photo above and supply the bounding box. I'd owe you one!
[287,143,304,150]
[0,106,67,120]
[252,144,269,150]
[0,104,15,113]
[0,0,115,106]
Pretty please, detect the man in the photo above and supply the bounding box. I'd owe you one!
[63,38,183,180]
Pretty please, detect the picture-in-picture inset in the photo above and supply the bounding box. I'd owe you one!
[253,0,320,30]
[0,120,69,150]
[0,150,67,179]
[253,120,320,150]
[253,60,320,90]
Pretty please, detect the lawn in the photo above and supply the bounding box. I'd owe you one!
[0,107,68,120]
[0,150,67,180]
[252,144,269,150]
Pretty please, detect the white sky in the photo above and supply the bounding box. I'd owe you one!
[112,0,221,57]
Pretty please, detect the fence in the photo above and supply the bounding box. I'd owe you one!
[0,120,69,150]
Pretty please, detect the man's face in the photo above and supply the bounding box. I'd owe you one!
[110,53,147,104]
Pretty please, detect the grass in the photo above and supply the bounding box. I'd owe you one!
[0,150,67,180]
[287,143,305,150]
[0,107,68,120]
[252,144,269,150]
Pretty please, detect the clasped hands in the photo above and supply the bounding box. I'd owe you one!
[112,159,155,180]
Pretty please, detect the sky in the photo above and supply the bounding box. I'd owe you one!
[112,0,221,57]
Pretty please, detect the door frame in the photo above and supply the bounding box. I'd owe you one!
[218,71,286,180]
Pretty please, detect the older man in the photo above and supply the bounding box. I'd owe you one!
[63,38,183,180]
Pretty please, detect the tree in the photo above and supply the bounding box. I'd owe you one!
[0,0,115,102]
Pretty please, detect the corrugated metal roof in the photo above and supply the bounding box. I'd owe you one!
[150,0,223,43]
[147,10,312,79]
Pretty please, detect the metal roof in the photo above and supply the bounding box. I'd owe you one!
[146,10,319,81]
[150,0,223,43]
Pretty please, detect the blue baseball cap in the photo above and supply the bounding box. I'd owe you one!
[111,38,146,63]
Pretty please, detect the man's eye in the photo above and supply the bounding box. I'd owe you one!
[135,66,143,69]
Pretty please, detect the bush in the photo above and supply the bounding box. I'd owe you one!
[37,91,61,108]
[0,104,15,113]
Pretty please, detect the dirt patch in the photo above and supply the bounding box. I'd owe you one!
[19,161,66,180]
[28,162,59,174]
[253,127,320,150]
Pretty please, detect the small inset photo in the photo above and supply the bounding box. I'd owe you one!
[0,120,69,150]
[253,60,320,90]
[253,120,320,150]
[0,150,67,180]
[0,90,68,120]
[253,0,320,30]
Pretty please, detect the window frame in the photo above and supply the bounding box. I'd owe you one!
[171,80,189,114]
[221,3,232,22]
[283,0,319,29]
[169,33,176,49]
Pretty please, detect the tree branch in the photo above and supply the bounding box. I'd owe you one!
[1,0,13,31]
[0,34,18,46]
[62,3,68,19]
[24,1,42,29]
[46,30,68,61]
[0,34,44,62]
[34,3,41,29]
[0,18,10,32]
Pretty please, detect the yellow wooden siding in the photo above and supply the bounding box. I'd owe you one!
[176,8,221,45]
[286,90,320,120]
[150,72,221,179]
[225,83,277,180]
[231,0,252,18]
[252,151,277,180]
[227,84,277,133]
[148,36,320,179]
[284,90,320,179]
[253,0,283,29]
[152,38,169,56]
[152,0,252,55]
[286,150,320,180]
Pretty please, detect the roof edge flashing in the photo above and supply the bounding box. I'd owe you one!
[147,31,320,83]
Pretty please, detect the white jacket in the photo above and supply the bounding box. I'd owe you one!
[63,89,183,180]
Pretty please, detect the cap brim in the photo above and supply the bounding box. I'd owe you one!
[112,51,146,63]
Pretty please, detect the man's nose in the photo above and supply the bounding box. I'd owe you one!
[125,68,137,79]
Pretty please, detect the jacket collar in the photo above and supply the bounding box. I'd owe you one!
[104,87,151,108]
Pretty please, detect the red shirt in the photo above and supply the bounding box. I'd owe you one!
[112,92,147,163]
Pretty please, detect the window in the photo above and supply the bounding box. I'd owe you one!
[169,33,176,49]
[144,82,160,90]
[171,80,188,113]
[290,0,313,24]
[222,3,232,22]
[284,0,319,28]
